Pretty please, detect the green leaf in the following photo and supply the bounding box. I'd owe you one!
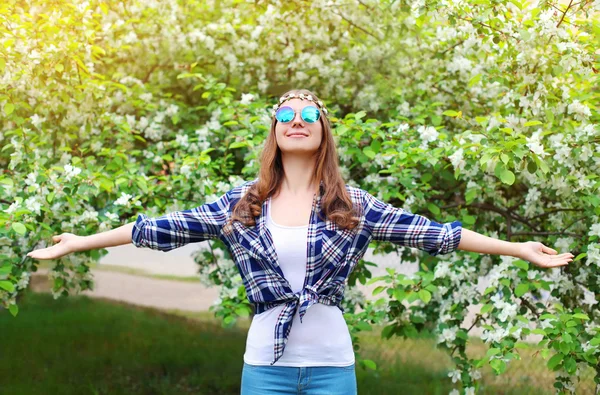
[427,203,440,215]
[524,120,542,127]
[462,215,476,225]
[235,306,250,317]
[362,359,377,370]
[547,353,563,370]
[468,74,482,87]
[564,356,577,374]
[513,260,529,270]
[501,168,515,185]
[573,313,589,320]
[481,303,493,314]
[490,358,506,374]
[55,63,64,73]
[486,347,501,358]
[4,103,14,116]
[229,141,248,149]
[11,222,27,235]
[495,162,516,185]
[363,147,376,159]
[442,110,459,117]
[9,304,18,317]
[372,286,386,296]
[418,289,431,304]
[354,111,366,121]
[483,286,496,295]
[393,288,406,301]
[514,283,529,297]
[573,253,586,262]
[365,276,387,285]
[0,280,15,292]
[465,189,477,204]
[559,341,571,354]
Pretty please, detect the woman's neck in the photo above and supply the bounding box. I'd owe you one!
[279,153,319,196]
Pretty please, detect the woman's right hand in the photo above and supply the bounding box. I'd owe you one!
[26,233,85,260]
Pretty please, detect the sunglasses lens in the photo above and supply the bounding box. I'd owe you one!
[275,107,294,123]
[301,106,320,123]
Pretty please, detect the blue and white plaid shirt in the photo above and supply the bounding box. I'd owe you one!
[132,178,462,365]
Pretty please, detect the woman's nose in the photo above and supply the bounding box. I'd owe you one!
[291,112,304,126]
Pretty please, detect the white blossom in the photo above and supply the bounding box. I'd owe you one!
[567,100,592,121]
[448,369,461,383]
[114,192,133,206]
[585,244,600,266]
[240,93,255,105]
[589,224,600,237]
[64,164,82,181]
[438,326,458,345]
[30,114,45,128]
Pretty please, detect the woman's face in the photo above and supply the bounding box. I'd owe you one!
[274,98,323,156]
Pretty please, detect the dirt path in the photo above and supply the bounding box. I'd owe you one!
[33,269,220,312]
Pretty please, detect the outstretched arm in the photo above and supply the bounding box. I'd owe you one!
[27,222,134,260]
[457,228,574,269]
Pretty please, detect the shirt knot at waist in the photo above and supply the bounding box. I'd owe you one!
[255,287,341,366]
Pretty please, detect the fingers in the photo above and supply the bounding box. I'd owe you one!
[541,244,557,255]
[549,255,573,267]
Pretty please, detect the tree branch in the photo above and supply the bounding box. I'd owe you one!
[519,296,540,319]
[450,313,482,357]
[556,0,574,28]
[331,10,380,41]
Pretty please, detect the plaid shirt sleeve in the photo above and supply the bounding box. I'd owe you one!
[362,190,462,256]
[131,191,231,251]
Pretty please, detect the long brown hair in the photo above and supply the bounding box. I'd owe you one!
[225,89,361,233]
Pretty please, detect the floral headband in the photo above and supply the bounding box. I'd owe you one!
[271,92,329,117]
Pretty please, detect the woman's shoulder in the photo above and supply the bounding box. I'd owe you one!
[228,178,259,200]
[344,183,366,204]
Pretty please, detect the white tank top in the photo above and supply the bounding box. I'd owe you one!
[242,198,355,367]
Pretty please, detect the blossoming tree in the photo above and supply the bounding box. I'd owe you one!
[1,0,599,393]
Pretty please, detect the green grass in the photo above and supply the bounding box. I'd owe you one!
[1,290,570,395]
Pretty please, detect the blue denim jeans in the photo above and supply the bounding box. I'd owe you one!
[241,362,357,395]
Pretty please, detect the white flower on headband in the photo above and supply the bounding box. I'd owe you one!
[272,92,329,117]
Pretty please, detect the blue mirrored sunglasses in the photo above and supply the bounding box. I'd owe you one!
[275,106,321,124]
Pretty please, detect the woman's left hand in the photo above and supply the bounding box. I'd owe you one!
[517,241,574,269]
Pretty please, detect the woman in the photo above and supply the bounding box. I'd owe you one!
[27,89,574,394]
